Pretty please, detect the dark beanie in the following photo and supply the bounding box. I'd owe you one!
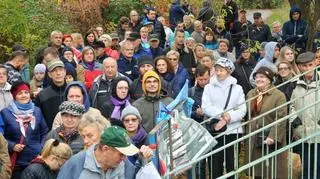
[111,77,130,100]
[65,63,77,80]
[62,47,74,55]
[138,55,154,68]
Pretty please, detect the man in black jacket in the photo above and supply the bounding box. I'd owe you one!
[35,60,67,130]
[142,7,166,48]
[189,65,210,124]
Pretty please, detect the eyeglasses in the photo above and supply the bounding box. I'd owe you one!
[278,67,290,71]
[123,118,138,123]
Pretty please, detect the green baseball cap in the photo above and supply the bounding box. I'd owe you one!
[100,126,139,156]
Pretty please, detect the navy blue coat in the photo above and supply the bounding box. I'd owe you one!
[171,63,189,98]
[282,6,308,51]
[117,54,139,81]
[0,106,48,167]
[169,2,185,28]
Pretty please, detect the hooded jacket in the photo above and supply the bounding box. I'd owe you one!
[169,1,185,28]
[249,42,278,86]
[0,82,13,111]
[282,6,308,51]
[202,75,247,134]
[132,71,173,132]
[171,63,189,98]
[52,81,110,130]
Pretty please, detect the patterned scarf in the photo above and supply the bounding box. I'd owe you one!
[57,125,79,143]
[8,100,35,137]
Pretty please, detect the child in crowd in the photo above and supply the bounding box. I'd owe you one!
[30,64,46,99]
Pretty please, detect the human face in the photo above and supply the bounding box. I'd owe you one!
[272,23,281,33]
[140,28,149,39]
[175,31,185,46]
[195,23,203,33]
[84,49,94,63]
[48,67,66,86]
[0,68,8,86]
[201,56,214,69]
[61,113,81,130]
[96,27,104,37]
[123,114,139,133]
[278,63,291,78]
[196,72,210,88]
[80,125,101,148]
[145,77,159,94]
[205,34,214,41]
[67,86,84,104]
[186,40,195,49]
[100,38,110,48]
[17,56,28,70]
[215,65,229,81]
[51,33,63,47]
[87,33,95,43]
[292,12,300,21]
[284,49,294,62]
[241,50,251,60]
[116,81,129,99]
[63,37,73,48]
[122,44,134,58]
[183,16,191,26]
[316,51,320,66]
[15,90,30,104]
[298,61,316,78]
[254,17,262,25]
[46,155,66,171]
[168,55,179,69]
[147,10,157,21]
[150,40,159,48]
[65,75,74,84]
[95,47,105,57]
[219,42,229,53]
[101,146,126,168]
[103,59,117,79]
[139,64,154,76]
[34,72,45,81]
[255,73,271,90]
[63,51,73,62]
[176,23,184,31]
[239,12,247,22]
[156,59,168,74]
[43,54,57,65]
[121,23,129,30]
[130,11,139,22]
[273,47,280,59]
[195,46,205,59]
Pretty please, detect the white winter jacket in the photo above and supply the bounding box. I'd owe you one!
[202,75,247,134]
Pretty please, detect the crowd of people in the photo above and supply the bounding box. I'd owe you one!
[0,0,320,178]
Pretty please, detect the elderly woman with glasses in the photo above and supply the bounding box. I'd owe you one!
[166,50,189,98]
[120,105,151,166]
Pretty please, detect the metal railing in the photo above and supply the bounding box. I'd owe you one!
[163,66,320,179]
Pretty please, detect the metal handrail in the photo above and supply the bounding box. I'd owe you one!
[164,98,320,176]
[164,66,320,177]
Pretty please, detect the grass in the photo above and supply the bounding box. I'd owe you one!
[266,2,291,27]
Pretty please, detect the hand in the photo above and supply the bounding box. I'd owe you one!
[222,112,231,123]
[214,119,227,131]
[140,145,153,160]
[264,137,274,145]
[196,107,203,116]
[13,144,25,152]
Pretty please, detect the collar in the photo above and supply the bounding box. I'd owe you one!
[0,82,11,91]
[83,145,124,177]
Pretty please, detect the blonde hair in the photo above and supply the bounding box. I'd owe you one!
[166,50,180,59]
[278,46,300,75]
[41,139,72,160]
[78,115,110,134]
